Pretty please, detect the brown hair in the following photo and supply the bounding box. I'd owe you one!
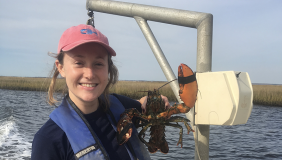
[47,51,118,111]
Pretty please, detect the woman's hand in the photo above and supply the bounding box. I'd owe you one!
[138,96,147,113]
[138,95,171,114]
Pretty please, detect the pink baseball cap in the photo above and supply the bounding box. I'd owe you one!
[57,24,116,56]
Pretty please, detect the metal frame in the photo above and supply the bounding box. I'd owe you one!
[87,0,212,159]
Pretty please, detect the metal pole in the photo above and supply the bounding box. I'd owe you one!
[193,13,213,160]
[87,0,210,28]
[134,16,181,102]
[87,1,213,159]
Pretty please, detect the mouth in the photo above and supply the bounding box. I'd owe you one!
[79,83,98,88]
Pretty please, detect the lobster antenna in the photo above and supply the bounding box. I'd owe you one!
[136,79,177,93]
[157,79,177,90]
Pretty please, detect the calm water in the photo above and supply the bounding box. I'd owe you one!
[0,89,281,160]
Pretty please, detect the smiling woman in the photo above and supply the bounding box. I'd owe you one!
[55,43,110,114]
[47,26,118,112]
[31,24,153,160]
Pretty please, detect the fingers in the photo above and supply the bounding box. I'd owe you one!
[161,95,171,110]
[139,96,148,114]
[138,96,147,104]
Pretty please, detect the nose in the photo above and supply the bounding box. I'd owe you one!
[84,67,95,80]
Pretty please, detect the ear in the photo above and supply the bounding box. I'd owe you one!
[55,60,65,77]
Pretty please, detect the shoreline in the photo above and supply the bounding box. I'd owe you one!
[0,76,281,107]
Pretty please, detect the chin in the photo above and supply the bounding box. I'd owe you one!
[81,95,99,103]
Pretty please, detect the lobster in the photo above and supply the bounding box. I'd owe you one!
[116,63,198,153]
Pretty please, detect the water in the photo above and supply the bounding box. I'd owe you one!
[0,89,281,160]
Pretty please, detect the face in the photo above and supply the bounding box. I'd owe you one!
[56,43,109,109]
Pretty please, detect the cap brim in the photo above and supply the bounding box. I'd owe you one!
[62,40,116,56]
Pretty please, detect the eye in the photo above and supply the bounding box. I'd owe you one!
[94,62,105,67]
[75,62,83,66]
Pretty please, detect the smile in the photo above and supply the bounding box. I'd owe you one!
[80,83,98,87]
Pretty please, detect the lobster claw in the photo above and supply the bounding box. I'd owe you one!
[178,63,198,108]
[117,114,133,145]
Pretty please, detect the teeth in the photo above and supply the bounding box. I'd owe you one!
[81,84,97,87]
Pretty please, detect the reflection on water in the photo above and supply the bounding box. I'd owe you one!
[0,89,281,160]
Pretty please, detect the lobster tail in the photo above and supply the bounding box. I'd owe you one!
[148,125,168,154]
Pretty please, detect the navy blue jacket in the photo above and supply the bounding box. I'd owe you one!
[31,94,145,160]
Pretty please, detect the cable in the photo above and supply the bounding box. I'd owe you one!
[87,10,95,28]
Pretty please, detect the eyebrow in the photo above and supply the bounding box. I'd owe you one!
[73,55,84,58]
[72,54,106,60]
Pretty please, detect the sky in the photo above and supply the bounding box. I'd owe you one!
[0,0,281,84]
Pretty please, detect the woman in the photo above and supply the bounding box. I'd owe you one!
[31,24,171,160]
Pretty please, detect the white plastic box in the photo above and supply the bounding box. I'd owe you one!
[194,71,253,125]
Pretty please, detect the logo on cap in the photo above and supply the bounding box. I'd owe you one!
[80,29,98,35]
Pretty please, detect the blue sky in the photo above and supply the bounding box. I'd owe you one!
[0,0,281,84]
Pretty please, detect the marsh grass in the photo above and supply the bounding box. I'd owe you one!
[110,81,178,101]
[0,76,281,106]
[252,85,282,106]
[0,76,177,101]
[0,76,66,93]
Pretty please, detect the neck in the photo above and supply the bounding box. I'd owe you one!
[68,94,99,114]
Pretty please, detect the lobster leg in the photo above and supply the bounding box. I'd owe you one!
[165,116,194,147]
[133,116,149,128]
[168,116,194,134]
[119,108,152,120]
[138,123,156,150]
[156,103,190,119]
[164,123,184,147]
[117,108,152,145]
